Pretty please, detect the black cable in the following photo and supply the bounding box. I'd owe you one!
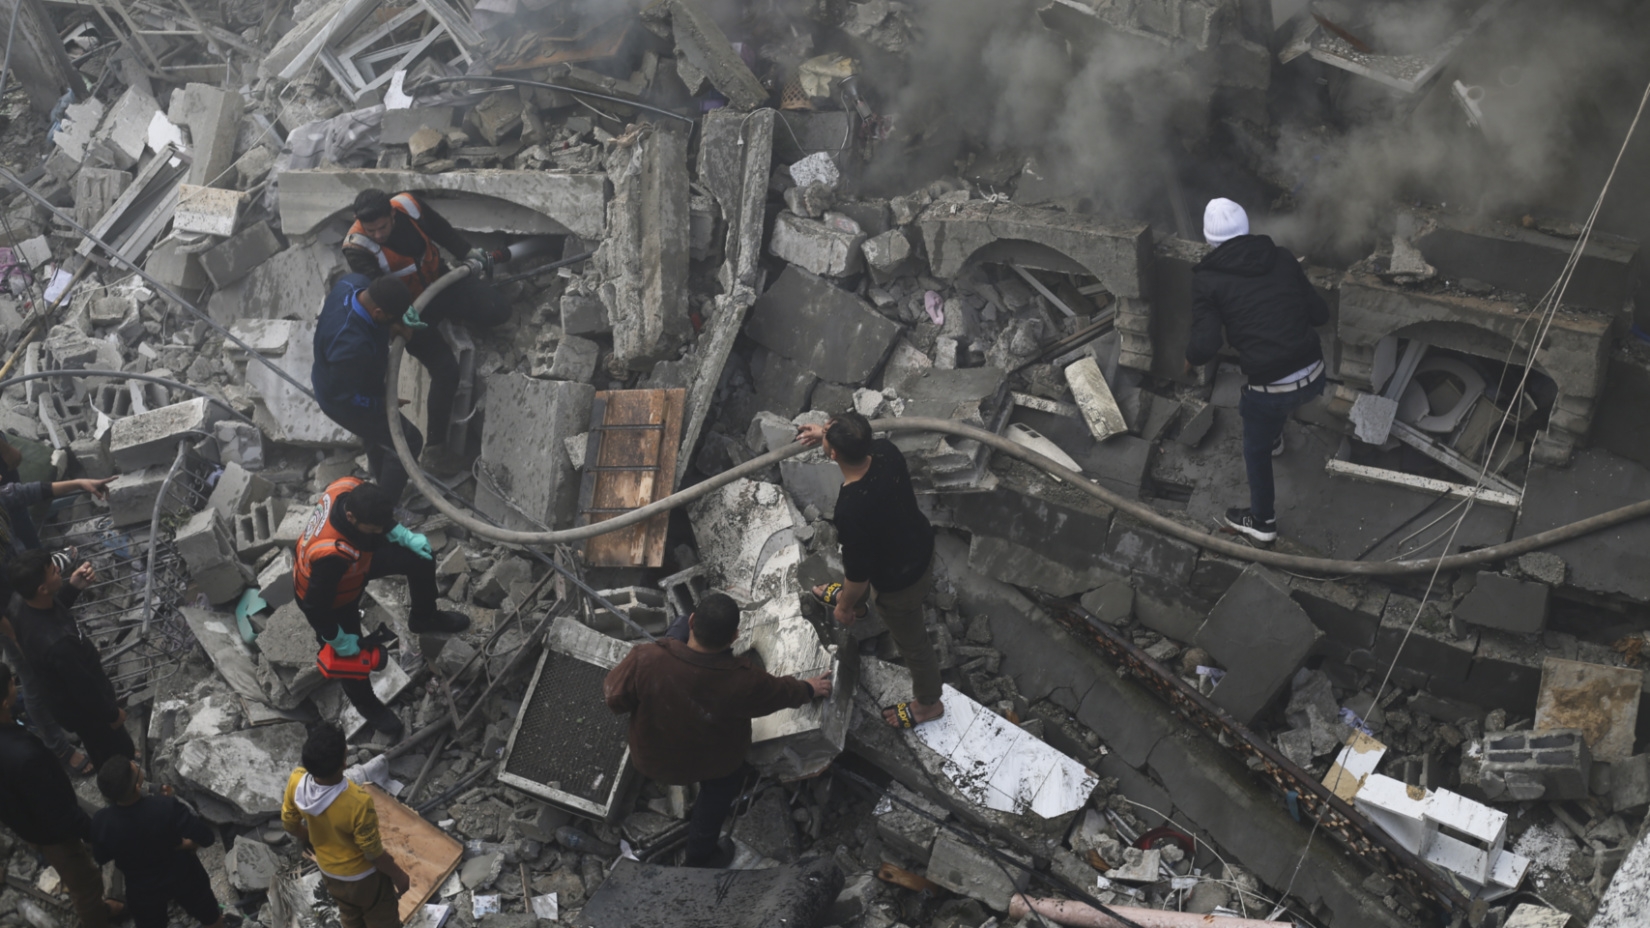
[489,250,595,284]
[406,75,696,125]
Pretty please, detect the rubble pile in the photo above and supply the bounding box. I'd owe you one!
[3,0,1650,927]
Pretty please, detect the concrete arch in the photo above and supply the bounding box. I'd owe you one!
[277,169,608,241]
[917,199,1152,299]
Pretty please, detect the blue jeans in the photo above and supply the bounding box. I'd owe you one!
[1238,376,1325,523]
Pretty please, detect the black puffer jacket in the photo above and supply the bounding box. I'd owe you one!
[1187,235,1329,385]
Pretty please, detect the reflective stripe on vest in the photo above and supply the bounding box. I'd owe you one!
[292,476,374,609]
[343,193,441,297]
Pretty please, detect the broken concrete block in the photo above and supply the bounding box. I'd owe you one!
[547,336,600,383]
[382,106,457,145]
[174,184,246,236]
[174,721,306,822]
[968,534,1119,598]
[235,497,287,557]
[1195,565,1323,725]
[560,291,610,336]
[874,782,946,860]
[144,233,210,291]
[926,831,1028,912]
[54,97,106,162]
[168,84,246,188]
[72,168,134,230]
[257,550,296,609]
[597,125,690,371]
[200,222,284,289]
[768,211,865,277]
[407,126,448,166]
[1456,572,1549,634]
[175,508,254,604]
[920,200,1151,298]
[862,228,913,273]
[225,838,278,892]
[666,0,769,111]
[1504,905,1576,928]
[102,85,161,167]
[1484,728,1591,800]
[1106,846,1162,883]
[109,398,224,470]
[475,374,594,531]
[1065,357,1127,442]
[744,267,901,384]
[108,464,197,527]
[207,461,272,520]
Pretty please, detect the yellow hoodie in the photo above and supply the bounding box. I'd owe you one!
[280,767,384,879]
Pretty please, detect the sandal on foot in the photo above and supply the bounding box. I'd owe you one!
[60,749,93,777]
[883,702,943,729]
[811,582,868,618]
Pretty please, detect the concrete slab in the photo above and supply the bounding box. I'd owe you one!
[279,169,607,239]
[580,857,841,928]
[768,211,864,277]
[1411,210,1637,313]
[666,0,769,111]
[596,125,691,371]
[1534,657,1642,763]
[109,398,223,470]
[968,534,1119,598]
[474,374,593,531]
[72,168,134,231]
[1064,357,1127,441]
[744,267,901,385]
[1514,448,1650,602]
[926,831,1028,911]
[174,721,307,821]
[200,222,285,289]
[241,319,359,447]
[1152,406,1515,559]
[1594,828,1650,928]
[1455,572,1548,634]
[174,184,247,236]
[168,83,244,188]
[1195,565,1323,724]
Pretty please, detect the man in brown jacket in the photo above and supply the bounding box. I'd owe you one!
[603,593,831,866]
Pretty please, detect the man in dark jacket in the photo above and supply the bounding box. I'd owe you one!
[343,189,511,475]
[92,757,224,928]
[312,273,425,501]
[8,548,133,768]
[1186,198,1329,543]
[799,411,941,728]
[0,661,121,927]
[604,593,831,867]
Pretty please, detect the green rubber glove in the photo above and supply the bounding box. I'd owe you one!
[401,306,429,330]
[325,629,361,657]
[388,524,433,560]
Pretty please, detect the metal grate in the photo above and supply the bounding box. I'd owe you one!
[504,652,630,807]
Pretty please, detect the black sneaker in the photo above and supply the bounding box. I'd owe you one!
[1223,507,1278,543]
[1271,435,1285,457]
[408,609,471,636]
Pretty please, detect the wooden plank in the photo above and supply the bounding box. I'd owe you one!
[365,784,464,922]
[582,389,684,568]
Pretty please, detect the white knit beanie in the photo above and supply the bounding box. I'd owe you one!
[1203,198,1250,246]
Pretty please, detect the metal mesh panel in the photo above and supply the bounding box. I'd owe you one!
[504,652,630,805]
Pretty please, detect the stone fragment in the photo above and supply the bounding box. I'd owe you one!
[173,184,246,236]
[1456,572,1549,634]
[769,212,864,277]
[200,222,284,289]
[1195,565,1323,725]
[666,0,769,110]
[207,461,272,520]
[597,125,690,371]
[744,267,901,384]
[174,722,306,822]
[926,831,1027,912]
[475,374,594,530]
[225,838,278,891]
[109,398,223,470]
[546,336,599,383]
[1064,357,1126,441]
[168,84,245,188]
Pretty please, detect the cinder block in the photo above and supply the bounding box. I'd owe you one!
[174,184,247,236]
[1483,728,1591,800]
[208,461,273,520]
[107,461,199,527]
[235,497,288,556]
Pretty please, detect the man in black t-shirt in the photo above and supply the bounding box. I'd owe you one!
[800,411,944,728]
[92,757,223,928]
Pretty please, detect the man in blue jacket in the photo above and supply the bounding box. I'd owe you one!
[312,274,424,501]
[1185,198,1329,544]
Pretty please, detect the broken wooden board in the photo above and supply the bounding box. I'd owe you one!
[365,784,463,920]
[1534,657,1643,762]
[578,388,685,567]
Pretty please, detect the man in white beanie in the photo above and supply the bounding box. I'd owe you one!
[1185,198,1329,543]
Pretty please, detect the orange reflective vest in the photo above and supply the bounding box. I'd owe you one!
[343,192,442,297]
[293,476,374,609]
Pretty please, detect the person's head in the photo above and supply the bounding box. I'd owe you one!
[688,593,741,651]
[352,189,396,243]
[823,411,874,466]
[7,549,58,602]
[1203,197,1249,247]
[359,277,413,326]
[97,757,142,804]
[341,482,396,535]
[302,724,348,780]
[0,662,14,719]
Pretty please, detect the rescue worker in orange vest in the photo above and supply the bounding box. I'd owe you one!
[293,477,469,739]
[343,189,511,477]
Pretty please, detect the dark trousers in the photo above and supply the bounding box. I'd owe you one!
[407,274,510,441]
[72,721,135,770]
[37,839,108,928]
[684,766,748,866]
[1238,375,1325,523]
[321,403,424,502]
[323,872,400,928]
[129,858,220,928]
[302,543,439,718]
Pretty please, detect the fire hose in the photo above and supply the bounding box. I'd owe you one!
[387,265,1650,577]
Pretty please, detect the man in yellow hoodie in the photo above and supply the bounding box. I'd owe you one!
[281,725,410,927]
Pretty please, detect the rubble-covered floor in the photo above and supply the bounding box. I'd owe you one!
[6,0,1650,927]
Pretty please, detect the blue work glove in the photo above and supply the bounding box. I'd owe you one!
[401,305,429,331]
[325,629,361,657]
[387,524,433,560]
